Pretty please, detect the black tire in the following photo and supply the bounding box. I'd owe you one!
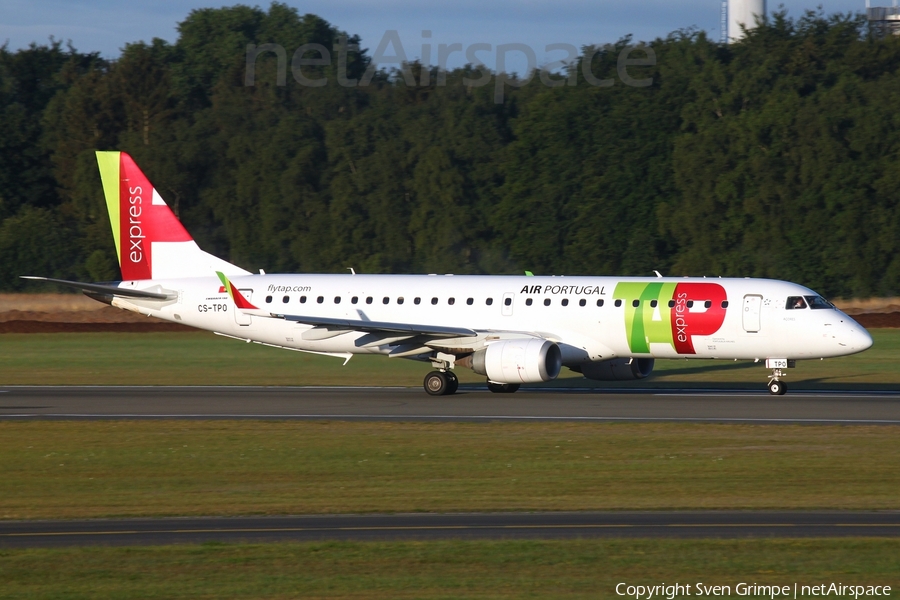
[446,372,459,395]
[424,371,448,396]
[487,381,520,394]
[768,380,786,396]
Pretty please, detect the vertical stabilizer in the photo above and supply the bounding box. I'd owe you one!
[96,151,250,281]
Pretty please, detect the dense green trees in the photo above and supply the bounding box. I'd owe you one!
[2,4,900,297]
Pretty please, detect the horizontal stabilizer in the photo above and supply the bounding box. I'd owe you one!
[276,313,477,338]
[20,276,176,300]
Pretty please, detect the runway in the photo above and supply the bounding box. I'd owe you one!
[2,386,900,423]
[3,512,899,548]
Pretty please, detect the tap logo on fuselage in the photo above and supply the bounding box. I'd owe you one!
[615,282,727,355]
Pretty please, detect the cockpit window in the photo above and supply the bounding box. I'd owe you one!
[805,295,832,310]
[786,296,807,310]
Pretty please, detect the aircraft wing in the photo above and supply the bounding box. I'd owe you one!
[20,276,176,300]
[273,312,477,338]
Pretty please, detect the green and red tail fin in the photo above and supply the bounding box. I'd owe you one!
[217,271,259,310]
[97,151,251,281]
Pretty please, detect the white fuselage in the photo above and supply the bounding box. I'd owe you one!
[111,274,873,366]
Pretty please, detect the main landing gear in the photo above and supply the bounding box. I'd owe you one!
[424,351,460,396]
[424,370,458,396]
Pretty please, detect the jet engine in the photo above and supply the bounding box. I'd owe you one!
[461,339,562,384]
[577,358,654,381]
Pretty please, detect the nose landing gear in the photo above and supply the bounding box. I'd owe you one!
[765,359,793,395]
[767,375,787,396]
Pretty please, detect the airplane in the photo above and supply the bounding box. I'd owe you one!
[24,151,873,396]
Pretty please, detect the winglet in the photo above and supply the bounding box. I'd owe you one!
[216,271,258,310]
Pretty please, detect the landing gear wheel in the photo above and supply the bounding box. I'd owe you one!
[424,371,449,396]
[487,381,520,394]
[445,372,459,395]
[768,380,787,396]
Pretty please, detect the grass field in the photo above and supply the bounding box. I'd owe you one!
[1,329,899,387]
[1,421,898,519]
[2,331,898,596]
[2,539,898,599]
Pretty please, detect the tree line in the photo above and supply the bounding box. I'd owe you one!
[2,3,900,298]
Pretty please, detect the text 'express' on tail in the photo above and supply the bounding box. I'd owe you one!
[96,151,250,281]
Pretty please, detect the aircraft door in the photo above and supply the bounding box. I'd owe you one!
[235,289,253,326]
[501,292,515,316]
[742,294,761,333]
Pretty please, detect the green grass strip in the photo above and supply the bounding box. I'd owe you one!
[1,539,898,599]
[1,422,898,519]
[2,329,900,387]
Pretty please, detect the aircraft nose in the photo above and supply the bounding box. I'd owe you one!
[847,323,874,352]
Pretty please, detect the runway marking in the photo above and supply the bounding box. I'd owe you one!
[5,523,899,538]
[0,385,410,390]
[654,393,900,399]
[2,414,900,424]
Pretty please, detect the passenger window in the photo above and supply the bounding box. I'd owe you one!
[668,300,675,308]
[579,299,586,307]
[704,300,712,309]
[562,299,569,306]
[687,300,694,308]
[632,299,640,307]
[431,297,439,305]
[317,296,324,304]
[786,296,807,310]
[721,300,729,308]
[366,297,373,304]
[543,298,551,306]
[486,298,494,306]
[351,296,358,304]
[525,298,533,306]
[504,298,512,306]
[614,299,622,307]
[283,295,289,304]
[466,298,473,305]
[597,299,604,307]
[383,297,389,304]
[334,296,341,304]
[650,300,658,308]
[397,297,404,305]
[414,297,421,305]
[448,298,455,305]
[805,295,832,310]
[265,295,273,304]
[300,296,307,303]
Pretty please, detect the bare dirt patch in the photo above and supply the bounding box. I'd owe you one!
[849,313,900,328]
[0,294,190,333]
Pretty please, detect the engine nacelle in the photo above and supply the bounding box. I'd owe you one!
[578,358,654,381]
[467,339,563,384]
